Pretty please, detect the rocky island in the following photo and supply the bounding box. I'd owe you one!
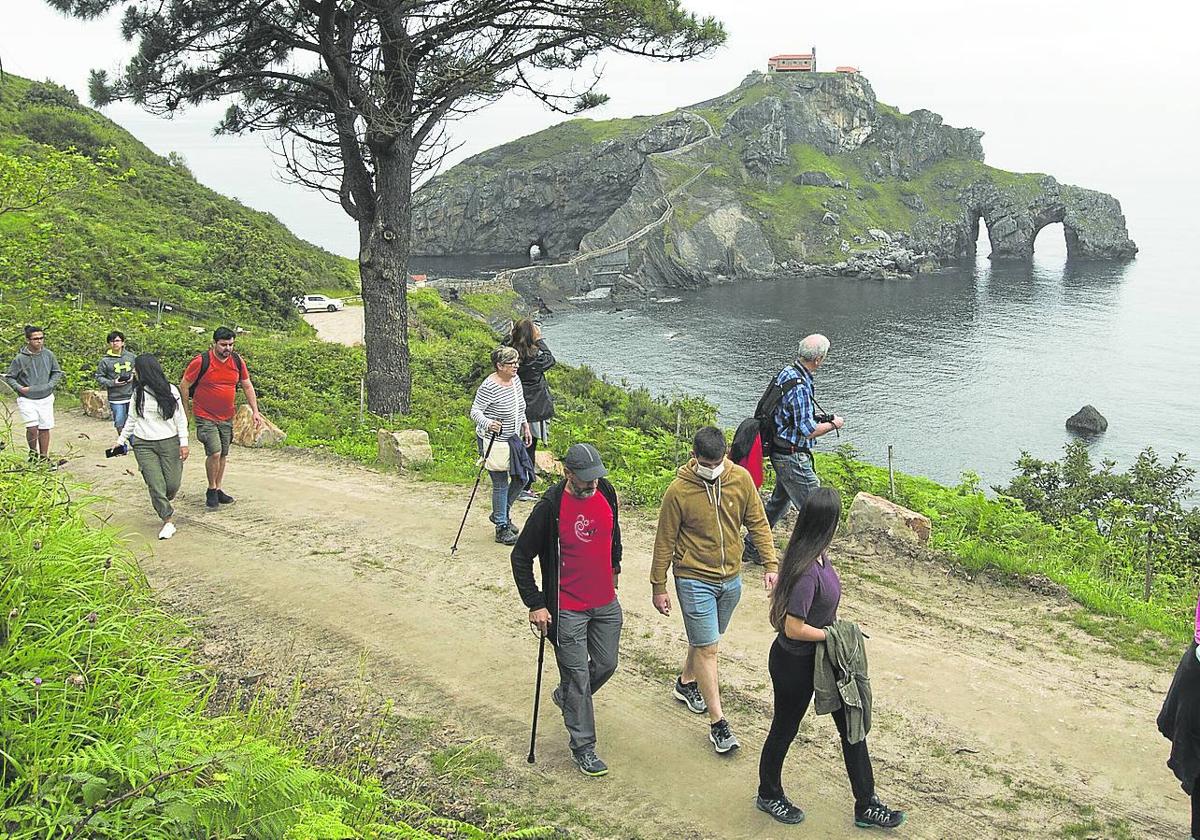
[412,71,1137,299]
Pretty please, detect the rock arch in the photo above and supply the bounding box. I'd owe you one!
[958,179,1136,262]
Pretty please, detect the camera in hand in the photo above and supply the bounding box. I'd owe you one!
[105,444,129,458]
[814,413,835,425]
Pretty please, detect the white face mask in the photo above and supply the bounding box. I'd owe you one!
[695,460,725,482]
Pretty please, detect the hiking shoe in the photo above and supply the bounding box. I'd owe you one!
[517,489,539,502]
[157,522,177,540]
[572,746,608,777]
[488,513,519,534]
[216,490,235,504]
[756,794,806,825]
[673,677,707,714]
[855,796,905,829]
[495,525,519,546]
[709,718,740,754]
[205,489,220,510]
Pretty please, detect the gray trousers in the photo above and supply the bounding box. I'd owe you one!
[554,598,623,753]
[132,436,183,521]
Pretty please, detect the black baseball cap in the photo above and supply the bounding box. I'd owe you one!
[563,443,607,481]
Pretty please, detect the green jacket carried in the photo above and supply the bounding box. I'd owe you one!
[814,619,872,744]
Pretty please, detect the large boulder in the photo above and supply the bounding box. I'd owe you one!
[81,389,111,420]
[797,170,836,187]
[232,404,286,447]
[535,449,564,477]
[847,492,931,546]
[1066,405,1108,434]
[377,429,433,470]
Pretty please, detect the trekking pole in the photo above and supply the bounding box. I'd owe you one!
[450,433,497,554]
[527,629,546,763]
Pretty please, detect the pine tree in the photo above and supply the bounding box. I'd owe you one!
[48,0,725,413]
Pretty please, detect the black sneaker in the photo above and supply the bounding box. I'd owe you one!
[572,746,608,777]
[855,796,905,829]
[756,794,806,825]
[205,489,220,510]
[216,490,235,504]
[709,718,740,754]
[673,677,707,714]
[495,525,519,546]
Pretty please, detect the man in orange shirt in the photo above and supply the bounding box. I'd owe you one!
[180,327,263,510]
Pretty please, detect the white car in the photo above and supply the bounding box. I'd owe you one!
[297,294,345,313]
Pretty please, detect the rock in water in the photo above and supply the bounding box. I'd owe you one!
[1066,405,1108,434]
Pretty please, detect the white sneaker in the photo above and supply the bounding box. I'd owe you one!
[158,522,177,540]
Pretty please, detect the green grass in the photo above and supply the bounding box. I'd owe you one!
[449,114,656,173]
[816,449,1195,646]
[1059,817,1136,839]
[459,289,524,323]
[0,73,355,328]
[429,743,505,783]
[0,458,546,838]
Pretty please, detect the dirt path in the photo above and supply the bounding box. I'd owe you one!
[47,407,1185,839]
[303,307,363,346]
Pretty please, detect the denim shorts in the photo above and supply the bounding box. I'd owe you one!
[675,575,742,647]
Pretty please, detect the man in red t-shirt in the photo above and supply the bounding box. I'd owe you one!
[511,443,622,777]
[180,326,263,510]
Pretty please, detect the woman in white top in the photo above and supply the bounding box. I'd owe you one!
[115,354,189,540]
[469,345,531,545]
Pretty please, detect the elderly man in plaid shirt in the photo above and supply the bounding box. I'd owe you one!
[745,334,845,564]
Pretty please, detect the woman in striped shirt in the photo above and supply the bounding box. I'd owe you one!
[470,346,532,545]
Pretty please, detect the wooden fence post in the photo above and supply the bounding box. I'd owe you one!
[1144,507,1156,601]
[887,444,895,499]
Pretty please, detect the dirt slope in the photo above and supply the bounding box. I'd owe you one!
[45,407,1185,839]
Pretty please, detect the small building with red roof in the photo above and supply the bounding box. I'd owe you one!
[767,47,817,73]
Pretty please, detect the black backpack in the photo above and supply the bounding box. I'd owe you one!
[749,372,802,458]
[188,351,246,397]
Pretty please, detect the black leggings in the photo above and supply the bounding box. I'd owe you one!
[1192,779,1200,838]
[758,638,875,805]
[524,438,539,489]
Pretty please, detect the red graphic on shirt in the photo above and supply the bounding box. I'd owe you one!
[559,491,615,611]
[573,514,598,543]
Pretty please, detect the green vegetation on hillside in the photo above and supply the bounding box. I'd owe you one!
[664,136,1045,263]
[0,461,552,838]
[451,114,657,173]
[0,74,356,327]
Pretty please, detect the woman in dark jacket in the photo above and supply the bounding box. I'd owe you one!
[509,318,555,500]
[1158,595,1200,839]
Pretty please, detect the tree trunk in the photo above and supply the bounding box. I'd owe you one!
[358,144,413,415]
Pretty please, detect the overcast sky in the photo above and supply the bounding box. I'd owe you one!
[3,0,1196,257]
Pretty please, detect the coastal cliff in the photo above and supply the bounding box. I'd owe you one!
[411,72,1137,298]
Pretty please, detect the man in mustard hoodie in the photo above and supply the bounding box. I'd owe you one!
[652,426,778,754]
